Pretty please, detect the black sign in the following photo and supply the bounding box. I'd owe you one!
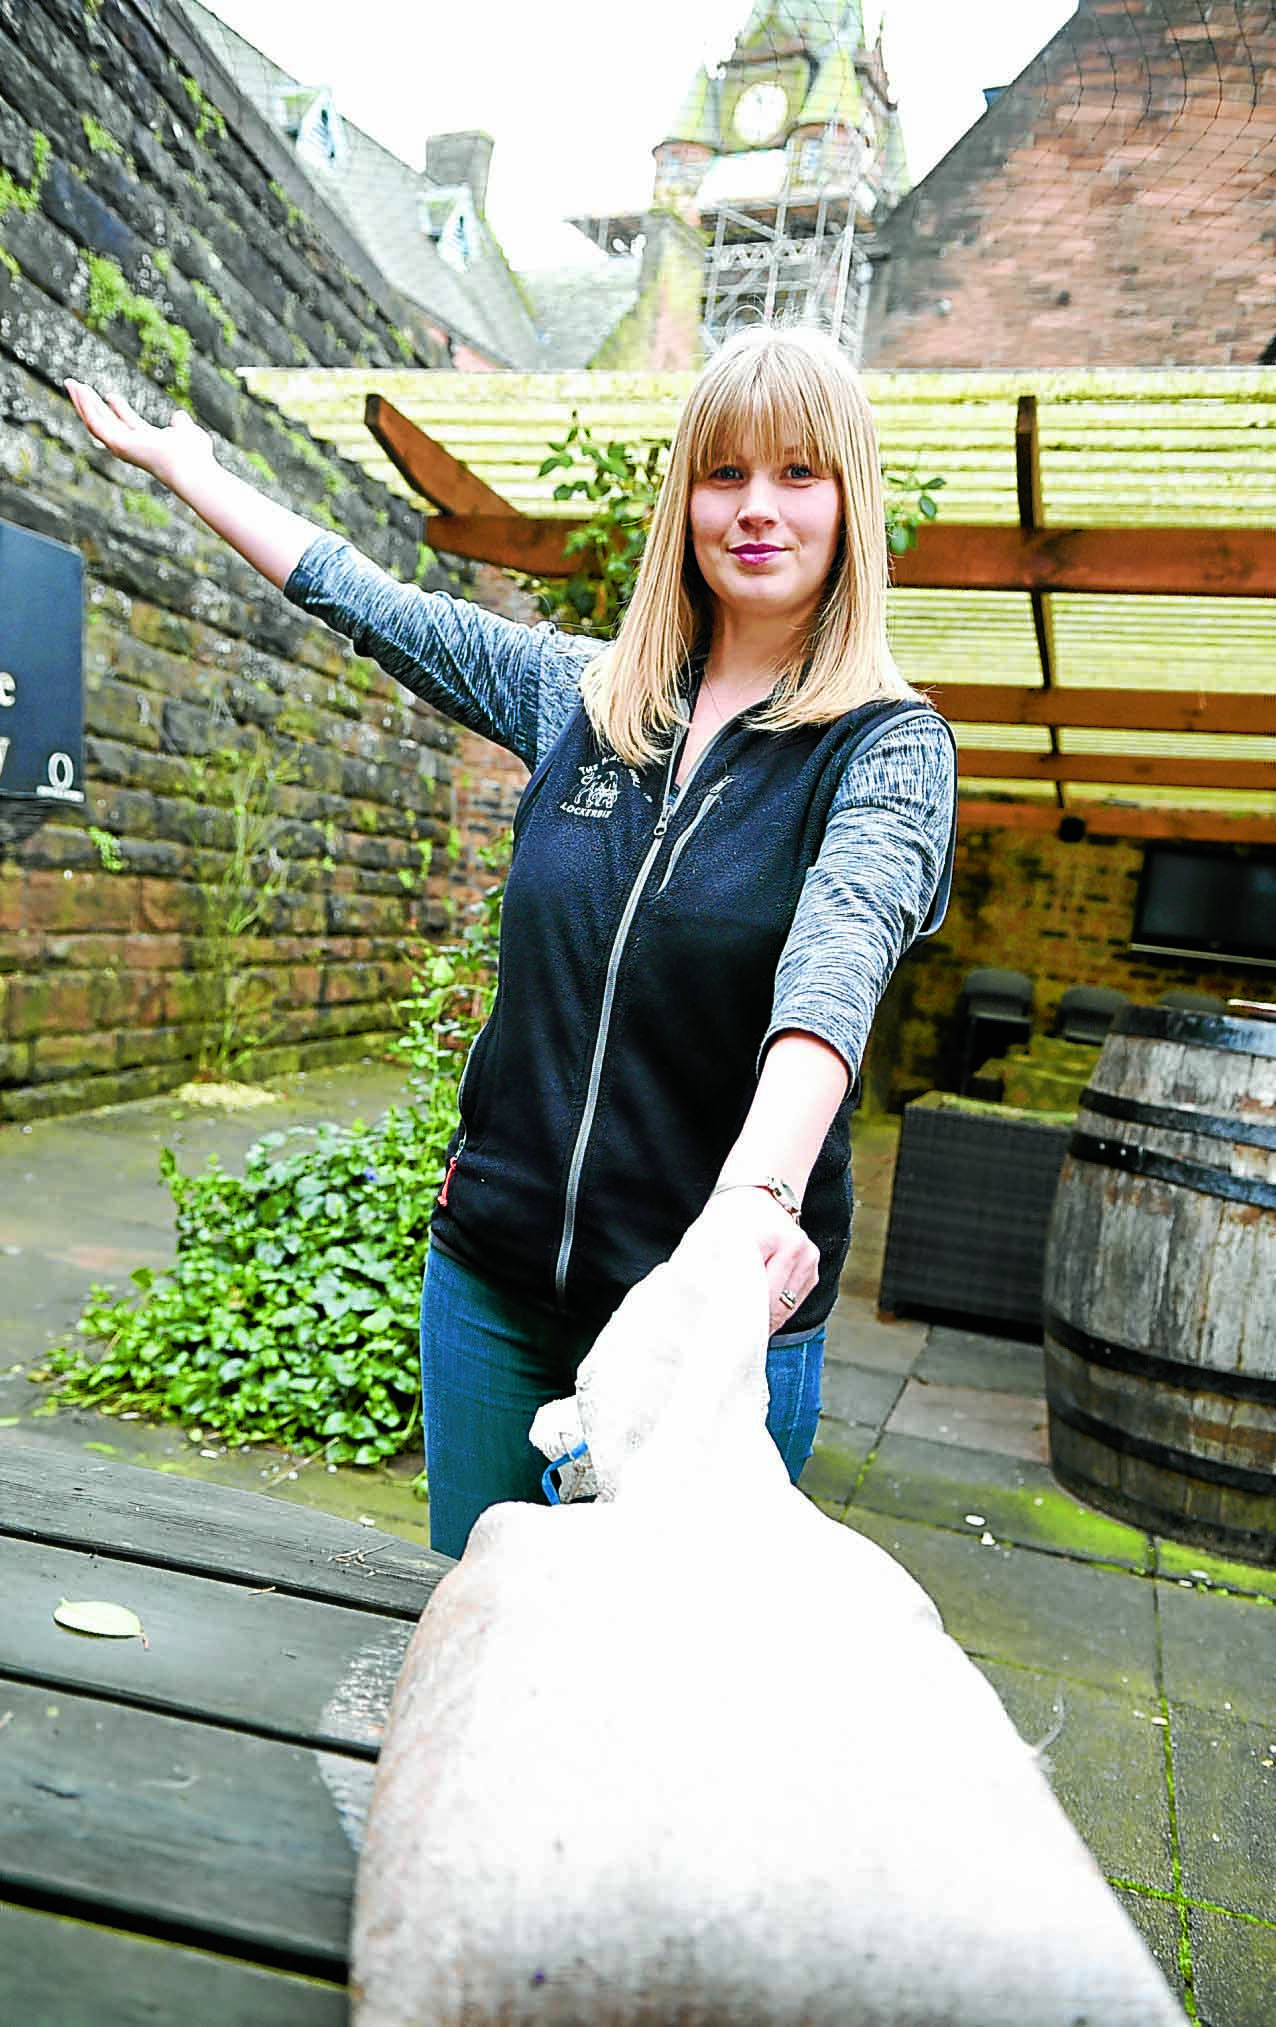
[0,516,85,812]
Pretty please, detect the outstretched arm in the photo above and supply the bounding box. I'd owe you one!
[64,380,595,762]
[65,380,323,590]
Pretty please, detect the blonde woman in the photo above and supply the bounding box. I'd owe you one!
[66,326,957,1559]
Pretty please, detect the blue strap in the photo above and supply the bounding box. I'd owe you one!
[541,1439,590,1505]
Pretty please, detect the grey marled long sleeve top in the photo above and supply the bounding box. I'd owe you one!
[284,535,956,1081]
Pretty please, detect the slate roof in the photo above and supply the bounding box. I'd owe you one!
[176,0,542,368]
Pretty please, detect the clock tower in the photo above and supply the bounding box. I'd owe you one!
[650,2,906,355]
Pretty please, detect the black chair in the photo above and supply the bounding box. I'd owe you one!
[955,967,1034,1095]
[1157,990,1226,1014]
[1052,985,1129,1045]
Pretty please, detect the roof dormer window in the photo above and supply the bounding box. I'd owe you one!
[421,188,480,273]
[277,86,347,171]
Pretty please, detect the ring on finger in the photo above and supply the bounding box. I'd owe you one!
[778,1287,799,1310]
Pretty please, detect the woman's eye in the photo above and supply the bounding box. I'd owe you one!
[785,462,816,480]
[709,464,743,482]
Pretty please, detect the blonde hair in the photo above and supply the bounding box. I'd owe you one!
[580,325,914,766]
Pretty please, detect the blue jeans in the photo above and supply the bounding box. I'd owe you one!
[420,1244,824,1560]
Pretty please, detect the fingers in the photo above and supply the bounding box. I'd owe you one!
[65,378,125,447]
[763,1228,820,1335]
[104,387,144,428]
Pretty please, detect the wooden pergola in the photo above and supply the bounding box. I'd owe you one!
[241,368,1276,846]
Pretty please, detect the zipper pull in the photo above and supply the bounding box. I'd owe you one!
[438,1152,459,1206]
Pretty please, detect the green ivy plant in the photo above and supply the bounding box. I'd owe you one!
[47,846,506,1463]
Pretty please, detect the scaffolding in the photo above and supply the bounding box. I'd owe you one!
[699,134,875,360]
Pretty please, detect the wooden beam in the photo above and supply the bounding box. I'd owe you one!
[960,751,1276,791]
[893,525,1276,597]
[930,685,1276,735]
[364,396,519,518]
[958,798,1276,844]
[1014,394,1063,809]
[425,512,594,576]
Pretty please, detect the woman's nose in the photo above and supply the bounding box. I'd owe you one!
[737,476,778,523]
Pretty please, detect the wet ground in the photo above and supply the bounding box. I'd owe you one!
[3,1065,1274,2022]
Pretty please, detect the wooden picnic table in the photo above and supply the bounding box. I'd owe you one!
[0,1442,452,2025]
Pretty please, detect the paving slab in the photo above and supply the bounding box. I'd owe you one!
[1156,1537,1276,1605]
[817,1360,905,1430]
[1189,1905,1276,2027]
[1157,1582,1276,1728]
[823,1303,923,1376]
[885,1376,1051,1464]
[914,1325,1047,1396]
[798,1414,876,1518]
[1171,1707,1276,1923]
[855,1431,1152,1570]
[1115,1891,1188,2016]
[846,1508,1160,1695]
[977,1659,1175,1891]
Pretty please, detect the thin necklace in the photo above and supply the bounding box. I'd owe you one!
[699,669,728,726]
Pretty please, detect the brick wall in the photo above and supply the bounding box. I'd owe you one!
[864,0,1276,368]
[863,822,1266,1110]
[0,0,482,1121]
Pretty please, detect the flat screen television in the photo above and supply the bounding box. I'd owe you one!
[1132,843,1276,970]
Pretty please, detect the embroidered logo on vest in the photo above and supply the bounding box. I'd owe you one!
[559,757,639,821]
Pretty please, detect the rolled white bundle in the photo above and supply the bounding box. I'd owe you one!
[351,1228,1182,2026]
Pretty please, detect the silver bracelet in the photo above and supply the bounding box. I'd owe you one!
[710,1175,802,1222]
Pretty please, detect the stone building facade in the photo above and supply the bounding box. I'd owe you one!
[864,0,1276,369]
[0,0,491,1123]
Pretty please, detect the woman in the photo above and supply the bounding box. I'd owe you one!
[66,326,957,1558]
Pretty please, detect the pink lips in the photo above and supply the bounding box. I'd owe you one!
[730,544,783,564]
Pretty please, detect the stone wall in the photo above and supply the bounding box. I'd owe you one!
[0,0,478,1122]
[864,0,1276,369]
[863,823,1265,1111]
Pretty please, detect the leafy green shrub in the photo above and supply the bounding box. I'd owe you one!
[882,466,946,555]
[523,415,667,638]
[48,851,506,1462]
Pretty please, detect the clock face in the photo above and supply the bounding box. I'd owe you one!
[733,80,788,145]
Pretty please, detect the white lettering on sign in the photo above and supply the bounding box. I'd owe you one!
[35,750,83,804]
[0,736,8,779]
[0,671,15,707]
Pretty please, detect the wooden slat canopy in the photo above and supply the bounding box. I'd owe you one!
[240,366,1276,841]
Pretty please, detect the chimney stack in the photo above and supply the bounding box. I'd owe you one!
[425,131,494,213]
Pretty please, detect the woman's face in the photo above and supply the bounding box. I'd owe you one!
[687,442,843,633]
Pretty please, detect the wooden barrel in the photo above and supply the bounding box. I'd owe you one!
[1044,1005,1276,1565]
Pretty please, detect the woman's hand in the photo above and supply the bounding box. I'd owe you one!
[65,380,214,489]
[695,1186,820,1337]
[64,378,321,592]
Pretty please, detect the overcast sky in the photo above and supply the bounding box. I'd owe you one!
[199,0,1078,266]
